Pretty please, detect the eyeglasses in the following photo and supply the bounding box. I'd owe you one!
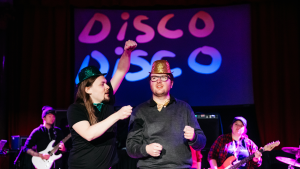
[150,76,170,82]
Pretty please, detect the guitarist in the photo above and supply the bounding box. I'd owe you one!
[24,106,66,169]
[208,116,262,169]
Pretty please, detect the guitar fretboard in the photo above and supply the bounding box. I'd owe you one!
[49,133,71,155]
[229,148,264,169]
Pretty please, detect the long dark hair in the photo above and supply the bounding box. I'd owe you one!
[75,76,99,125]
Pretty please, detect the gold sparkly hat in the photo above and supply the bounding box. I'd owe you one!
[150,60,172,74]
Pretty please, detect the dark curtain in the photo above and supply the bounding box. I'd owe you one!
[6,3,73,139]
[3,0,299,154]
[251,2,300,147]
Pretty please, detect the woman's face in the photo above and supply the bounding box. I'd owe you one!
[231,120,245,136]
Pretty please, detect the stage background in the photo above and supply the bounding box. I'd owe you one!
[73,5,254,107]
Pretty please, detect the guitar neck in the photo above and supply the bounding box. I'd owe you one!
[49,133,71,155]
[229,148,263,169]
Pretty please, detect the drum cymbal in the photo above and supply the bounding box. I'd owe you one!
[282,147,300,154]
[276,156,300,167]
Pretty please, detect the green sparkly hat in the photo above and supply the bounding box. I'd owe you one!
[78,66,107,85]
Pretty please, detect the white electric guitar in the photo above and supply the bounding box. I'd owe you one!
[32,133,71,169]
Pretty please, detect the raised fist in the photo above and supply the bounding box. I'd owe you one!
[124,40,137,52]
[184,126,195,141]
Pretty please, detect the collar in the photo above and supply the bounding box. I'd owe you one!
[228,133,246,141]
[93,103,104,112]
[149,95,176,107]
[40,124,53,131]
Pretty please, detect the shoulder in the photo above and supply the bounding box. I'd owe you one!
[68,102,85,110]
[136,100,150,108]
[29,125,45,136]
[173,98,192,108]
[67,103,89,121]
[170,98,194,115]
[53,126,62,131]
[67,103,86,113]
[31,126,43,133]
[132,100,151,115]
[243,137,256,146]
[216,133,231,142]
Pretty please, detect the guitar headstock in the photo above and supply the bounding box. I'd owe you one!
[263,140,280,151]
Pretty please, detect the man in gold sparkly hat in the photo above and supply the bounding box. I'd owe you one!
[126,60,206,169]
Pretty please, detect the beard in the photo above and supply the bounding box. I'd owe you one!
[151,85,170,97]
[102,95,110,103]
[153,90,168,97]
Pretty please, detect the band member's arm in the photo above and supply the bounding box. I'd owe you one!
[248,141,262,167]
[72,105,132,141]
[197,161,201,169]
[196,150,202,169]
[58,142,66,152]
[24,129,50,159]
[26,149,50,160]
[26,149,39,157]
[56,130,66,152]
[110,40,137,94]
[253,150,262,162]
[207,135,223,169]
[208,159,218,169]
[126,109,149,158]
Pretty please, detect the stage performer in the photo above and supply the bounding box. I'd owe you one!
[126,60,206,169]
[67,40,137,169]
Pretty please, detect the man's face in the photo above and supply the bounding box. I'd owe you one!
[150,73,173,97]
[43,113,56,125]
[86,76,110,103]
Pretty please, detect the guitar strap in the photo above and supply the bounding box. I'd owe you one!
[232,139,241,162]
[47,129,52,140]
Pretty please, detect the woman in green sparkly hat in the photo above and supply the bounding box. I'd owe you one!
[67,40,137,169]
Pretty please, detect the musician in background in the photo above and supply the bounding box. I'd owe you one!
[24,106,66,169]
[208,116,262,169]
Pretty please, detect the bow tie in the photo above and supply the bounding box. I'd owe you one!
[93,103,104,112]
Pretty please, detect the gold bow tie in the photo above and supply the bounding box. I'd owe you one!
[156,99,170,112]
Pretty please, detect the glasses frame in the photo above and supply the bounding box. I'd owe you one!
[150,75,170,82]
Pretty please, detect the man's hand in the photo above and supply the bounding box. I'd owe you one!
[124,40,137,52]
[146,143,163,157]
[116,105,132,120]
[59,142,66,152]
[39,153,50,160]
[184,126,195,141]
[253,150,262,162]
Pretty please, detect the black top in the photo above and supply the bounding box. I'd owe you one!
[24,125,64,168]
[67,82,118,169]
[126,96,206,169]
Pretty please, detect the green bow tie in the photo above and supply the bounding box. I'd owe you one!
[93,103,104,112]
